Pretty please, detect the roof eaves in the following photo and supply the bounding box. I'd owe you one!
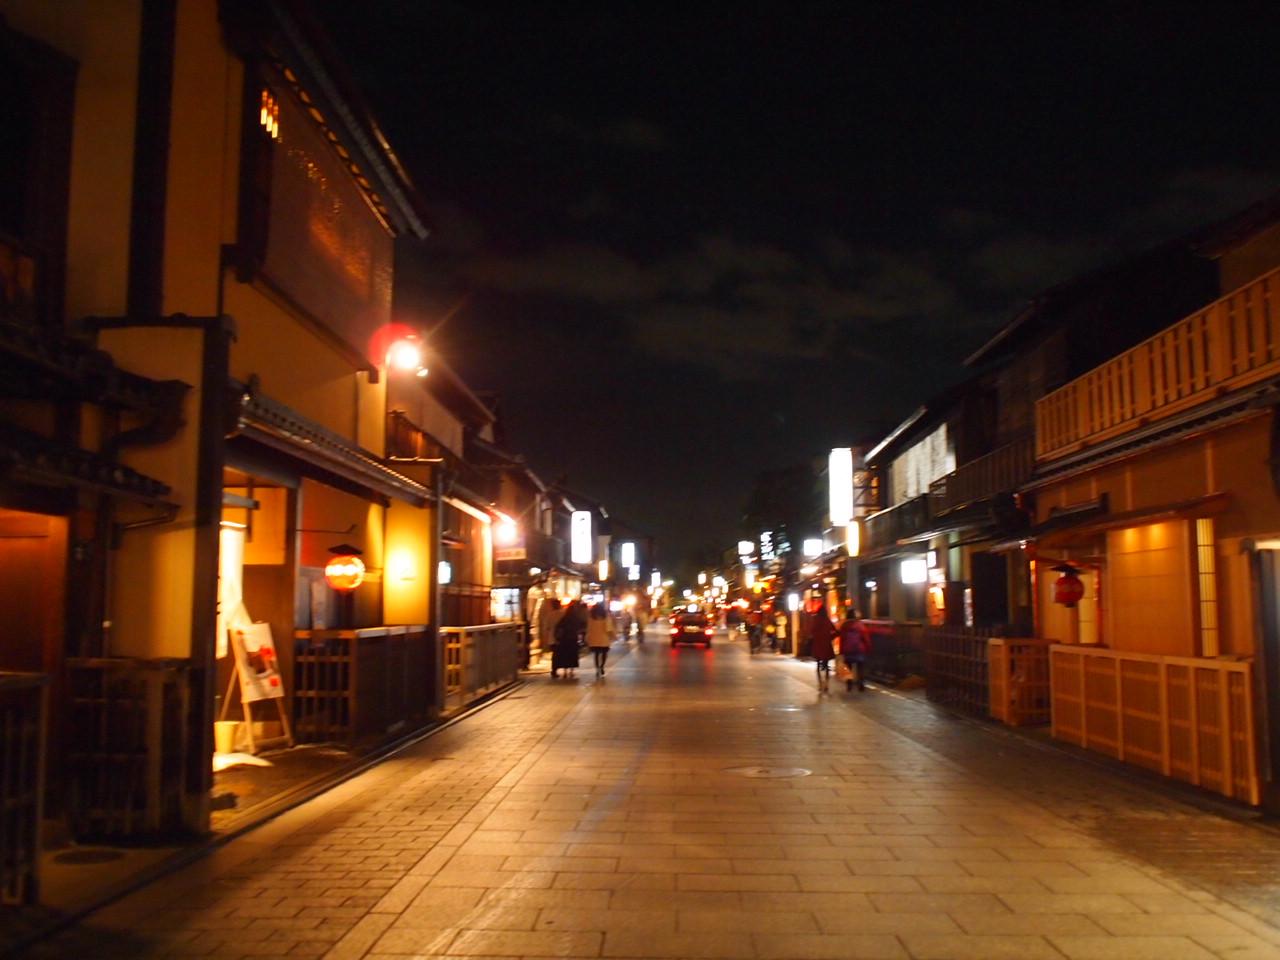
[265,1,431,239]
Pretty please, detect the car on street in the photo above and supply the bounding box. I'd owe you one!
[669,608,714,647]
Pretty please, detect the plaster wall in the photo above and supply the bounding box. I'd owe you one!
[384,501,433,625]
[388,380,465,457]
[98,326,206,658]
[163,0,231,317]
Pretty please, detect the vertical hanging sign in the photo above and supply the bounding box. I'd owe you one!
[571,510,593,564]
[829,447,854,526]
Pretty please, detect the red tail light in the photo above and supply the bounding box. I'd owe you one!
[670,627,679,635]
[704,627,714,636]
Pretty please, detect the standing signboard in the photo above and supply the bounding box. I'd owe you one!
[219,619,294,754]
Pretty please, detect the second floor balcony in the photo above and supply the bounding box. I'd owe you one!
[929,436,1034,516]
[863,494,931,551]
[495,529,568,572]
[1036,264,1280,461]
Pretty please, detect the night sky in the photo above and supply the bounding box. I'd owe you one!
[315,2,1280,577]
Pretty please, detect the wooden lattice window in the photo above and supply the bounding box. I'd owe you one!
[1195,518,1220,657]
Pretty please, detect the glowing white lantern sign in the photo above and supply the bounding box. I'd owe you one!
[829,447,854,526]
[570,510,592,564]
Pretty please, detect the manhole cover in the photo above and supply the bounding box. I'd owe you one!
[723,765,811,779]
[53,849,124,865]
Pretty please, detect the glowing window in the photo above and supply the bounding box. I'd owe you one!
[259,89,281,141]
[1196,518,1219,657]
[900,557,928,584]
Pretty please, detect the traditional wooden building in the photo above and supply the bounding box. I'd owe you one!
[0,0,456,869]
[1026,200,1280,808]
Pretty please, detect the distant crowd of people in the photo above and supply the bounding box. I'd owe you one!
[733,600,871,692]
[529,594,871,693]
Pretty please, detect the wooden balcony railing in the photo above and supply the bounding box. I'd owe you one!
[0,672,47,905]
[928,436,1034,515]
[386,410,446,461]
[863,494,931,551]
[1036,266,1280,460]
[1050,645,1258,804]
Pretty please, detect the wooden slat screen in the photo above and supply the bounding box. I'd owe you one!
[1050,645,1258,804]
[1037,267,1280,460]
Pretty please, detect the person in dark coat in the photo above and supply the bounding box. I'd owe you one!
[837,611,870,692]
[807,601,837,692]
[551,599,585,679]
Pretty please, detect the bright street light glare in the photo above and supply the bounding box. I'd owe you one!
[387,339,422,371]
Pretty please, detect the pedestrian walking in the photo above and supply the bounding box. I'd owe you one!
[807,601,837,692]
[773,609,788,653]
[747,607,763,654]
[837,611,870,692]
[538,597,562,665]
[552,599,584,679]
[586,602,613,677]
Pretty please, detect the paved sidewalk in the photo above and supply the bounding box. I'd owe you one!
[23,629,1280,959]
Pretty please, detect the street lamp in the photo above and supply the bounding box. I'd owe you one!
[386,337,428,377]
[494,516,519,546]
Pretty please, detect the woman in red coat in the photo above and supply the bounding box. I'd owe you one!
[807,600,837,692]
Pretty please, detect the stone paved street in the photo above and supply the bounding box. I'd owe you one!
[27,626,1280,959]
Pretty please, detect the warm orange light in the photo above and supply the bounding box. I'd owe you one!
[387,339,422,371]
[324,555,365,591]
[494,518,519,546]
[1053,571,1084,607]
[259,89,280,141]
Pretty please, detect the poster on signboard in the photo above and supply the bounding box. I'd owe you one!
[231,622,285,702]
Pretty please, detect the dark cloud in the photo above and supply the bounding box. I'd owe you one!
[460,243,654,303]
[1119,167,1280,242]
[600,118,668,152]
[970,235,1098,294]
[445,234,963,381]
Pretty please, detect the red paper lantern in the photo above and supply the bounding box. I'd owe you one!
[324,554,366,591]
[1053,571,1085,607]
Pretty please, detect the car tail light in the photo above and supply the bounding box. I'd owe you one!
[670,627,679,635]
[704,627,714,636]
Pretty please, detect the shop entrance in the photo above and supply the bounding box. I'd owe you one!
[0,508,67,676]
